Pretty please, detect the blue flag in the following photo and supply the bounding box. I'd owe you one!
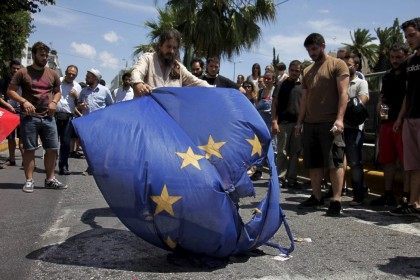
[73,87,293,258]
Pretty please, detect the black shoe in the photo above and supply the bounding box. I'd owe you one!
[59,168,71,175]
[285,181,304,189]
[389,204,420,217]
[370,193,397,207]
[250,170,262,181]
[300,195,324,208]
[70,151,85,159]
[349,198,364,206]
[326,200,342,216]
[83,167,93,176]
[7,159,16,166]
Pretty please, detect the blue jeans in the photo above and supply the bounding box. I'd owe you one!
[20,115,59,150]
[56,114,74,170]
[344,128,366,200]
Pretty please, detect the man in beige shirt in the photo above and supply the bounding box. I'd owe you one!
[132,29,210,96]
[295,33,349,216]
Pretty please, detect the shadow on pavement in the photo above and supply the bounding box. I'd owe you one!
[80,207,116,229]
[342,207,420,225]
[377,256,420,278]
[26,227,263,272]
[26,207,267,272]
[26,227,208,273]
[0,182,23,189]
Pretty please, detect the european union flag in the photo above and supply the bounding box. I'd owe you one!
[73,87,294,258]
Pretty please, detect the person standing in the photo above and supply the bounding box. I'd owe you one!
[341,54,369,205]
[0,60,23,168]
[202,56,245,92]
[131,29,209,96]
[251,71,276,181]
[78,68,113,115]
[272,60,303,188]
[56,65,82,175]
[246,63,261,89]
[391,17,420,216]
[371,43,410,207]
[296,33,349,216]
[113,72,134,103]
[7,41,67,193]
[190,58,205,78]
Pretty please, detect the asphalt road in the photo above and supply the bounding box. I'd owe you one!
[0,150,419,280]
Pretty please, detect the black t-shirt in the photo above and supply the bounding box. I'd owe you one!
[381,66,407,121]
[405,54,420,118]
[276,79,301,123]
[202,75,239,89]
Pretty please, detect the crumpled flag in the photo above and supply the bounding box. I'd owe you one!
[73,87,294,258]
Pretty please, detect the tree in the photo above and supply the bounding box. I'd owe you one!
[134,0,277,66]
[0,0,55,13]
[343,28,378,71]
[0,0,55,77]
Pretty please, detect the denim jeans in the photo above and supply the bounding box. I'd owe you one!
[344,127,366,200]
[20,115,59,150]
[56,115,73,170]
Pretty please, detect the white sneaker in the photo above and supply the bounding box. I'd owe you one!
[23,180,34,193]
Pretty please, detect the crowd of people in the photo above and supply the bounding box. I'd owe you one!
[0,18,419,218]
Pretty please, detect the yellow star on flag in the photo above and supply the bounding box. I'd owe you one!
[165,236,177,249]
[176,147,204,170]
[246,134,262,157]
[198,135,226,159]
[150,185,182,216]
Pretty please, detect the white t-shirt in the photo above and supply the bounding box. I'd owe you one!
[113,86,134,103]
[348,76,369,130]
[58,77,82,113]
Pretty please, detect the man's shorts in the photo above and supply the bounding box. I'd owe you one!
[402,118,420,171]
[303,122,345,169]
[378,121,404,165]
[20,115,59,150]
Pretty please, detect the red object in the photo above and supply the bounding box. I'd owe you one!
[0,108,20,141]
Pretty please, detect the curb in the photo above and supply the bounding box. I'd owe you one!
[0,140,8,153]
[294,160,403,196]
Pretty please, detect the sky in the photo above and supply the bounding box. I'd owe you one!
[29,0,420,86]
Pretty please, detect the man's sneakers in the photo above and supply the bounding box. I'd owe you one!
[22,179,34,193]
[59,168,71,175]
[45,178,68,189]
[326,200,342,216]
[299,195,324,208]
[389,204,420,217]
[23,178,67,193]
[370,192,397,207]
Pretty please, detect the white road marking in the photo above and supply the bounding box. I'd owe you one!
[40,208,72,244]
[343,208,420,237]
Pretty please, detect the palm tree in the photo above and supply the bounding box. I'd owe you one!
[134,0,276,66]
[343,28,378,72]
[132,8,177,58]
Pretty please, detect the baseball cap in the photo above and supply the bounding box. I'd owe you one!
[87,68,102,80]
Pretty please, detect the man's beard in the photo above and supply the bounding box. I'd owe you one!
[34,58,47,68]
[158,51,175,66]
